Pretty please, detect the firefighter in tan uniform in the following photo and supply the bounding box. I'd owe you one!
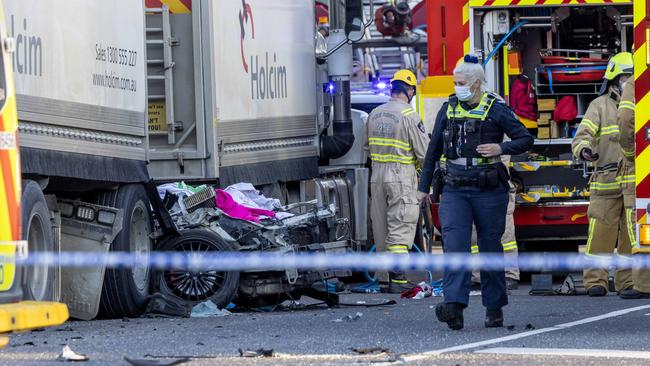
[617,77,650,298]
[367,69,430,293]
[571,52,634,296]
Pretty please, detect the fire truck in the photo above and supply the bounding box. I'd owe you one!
[421,0,649,253]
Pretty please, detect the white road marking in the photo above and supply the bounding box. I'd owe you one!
[397,304,650,364]
[476,347,650,359]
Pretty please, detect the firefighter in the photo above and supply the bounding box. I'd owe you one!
[366,69,429,293]
[418,55,533,330]
[571,52,634,297]
[617,78,650,299]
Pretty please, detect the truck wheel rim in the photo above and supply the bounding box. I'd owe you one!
[130,201,151,296]
[163,239,227,301]
[27,213,48,300]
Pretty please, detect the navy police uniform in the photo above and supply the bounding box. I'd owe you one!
[419,92,533,312]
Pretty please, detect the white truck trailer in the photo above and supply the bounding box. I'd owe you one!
[5,0,152,320]
[11,0,371,319]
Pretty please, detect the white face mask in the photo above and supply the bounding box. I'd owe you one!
[455,85,473,101]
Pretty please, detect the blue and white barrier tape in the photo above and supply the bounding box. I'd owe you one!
[11,252,650,272]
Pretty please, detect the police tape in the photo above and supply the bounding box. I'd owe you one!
[11,251,650,272]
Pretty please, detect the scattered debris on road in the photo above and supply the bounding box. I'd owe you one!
[124,357,190,366]
[11,341,35,347]
[57,345,89,362]
[238,348,274,358]
[350,347,390,355]
[191,300,232,318]
[332,312,363,322]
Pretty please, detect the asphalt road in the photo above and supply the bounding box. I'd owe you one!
[2,286,650,366]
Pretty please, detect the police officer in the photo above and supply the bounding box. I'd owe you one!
[571,52,634,297]
[617,77,650,298]
[418,55,533,330]
[471,179,520,290]
[367,69,430,293]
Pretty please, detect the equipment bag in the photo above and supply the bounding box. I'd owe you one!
[510,75,537,120]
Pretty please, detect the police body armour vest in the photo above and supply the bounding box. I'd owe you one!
[443,93,503,159]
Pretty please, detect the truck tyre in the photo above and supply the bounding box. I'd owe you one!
[21,180,54,301]
[153,229,240,309]
[96,184,152,318]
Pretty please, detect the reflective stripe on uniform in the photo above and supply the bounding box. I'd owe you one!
[368,137,412,151]
[599,125,620,136]
[573,140,591,155]
[590,181,621,191]
[619,101,635,111]
[391,279,409,284]
[402,108,416,117]
[617,174,636,184]
[471,241,517,254]
[446,93,496,121]
[586,218,596,254]
[502,241,518,251]
[581,119,598,134]
[626,208,638,247]
[370,153,416,165]
[623,149,635,158]
[387,244,409,254]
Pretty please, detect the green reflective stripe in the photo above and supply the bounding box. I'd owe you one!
[402,109,416,117]
[586,218,596,254]
[581,119,598,134]
[446,93,495,121]
[619,101,635,111]
[600,125,620,136]
[590,182,621,191]
[371,153,416,165]
[626,208,638,247]
[368,137,412,151]
[391,279,409,284]
[502,241,518,251]
[574,141,591,155]
[470,245,479,254]
[617,175,635,184]
[388,245,409,254]
[591,182,620,187]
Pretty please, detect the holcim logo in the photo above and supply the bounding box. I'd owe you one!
[239,0,287,100]
[239,0,254,73]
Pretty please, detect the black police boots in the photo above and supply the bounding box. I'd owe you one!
[485,308,504,328]
[435,303,464,330]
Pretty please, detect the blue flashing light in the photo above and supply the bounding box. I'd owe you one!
[376,81,387,90]
[326,82,336,95]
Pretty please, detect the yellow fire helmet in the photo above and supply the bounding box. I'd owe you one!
[604,52,634,80]
[391,69,417,87]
